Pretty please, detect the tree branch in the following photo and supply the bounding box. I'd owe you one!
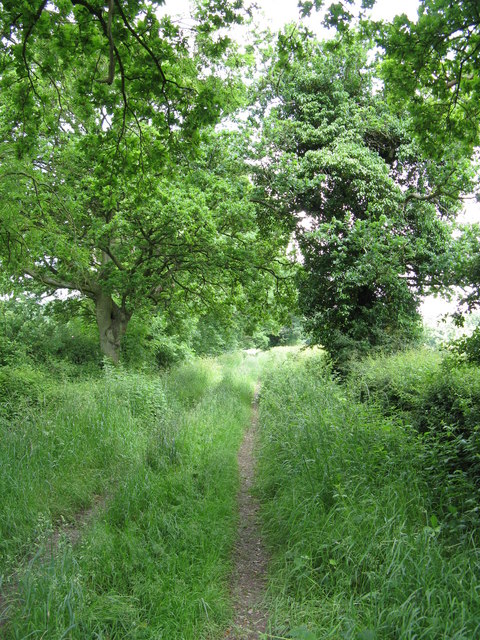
[101,246,125,271]
[25,268,81,293]
[98,0,115,84]
[113,0,195,95]
[22,1,48,57]
[446,73,474,89]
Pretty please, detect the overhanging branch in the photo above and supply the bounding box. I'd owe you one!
[97,0,115,84]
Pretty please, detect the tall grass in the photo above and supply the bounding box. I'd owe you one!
[256,349,480,639]
[1,352,261,638]
[1,369,162,576]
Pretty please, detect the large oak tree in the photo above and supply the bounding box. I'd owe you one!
[0,1,291,361]
[251,31,474,363]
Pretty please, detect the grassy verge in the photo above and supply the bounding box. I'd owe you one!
[256,348,480,639]
[1,352,261,639]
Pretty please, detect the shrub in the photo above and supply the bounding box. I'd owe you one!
[449,326,480,364]
[348,348,480,523]
[0,365,52,415]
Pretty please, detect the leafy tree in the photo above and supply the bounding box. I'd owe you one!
[380,0,480,157]
[379,0,480,332]
[0,1,292,362]
[0,294,99,368]
[298,0,376,29]
[252,32,472,363]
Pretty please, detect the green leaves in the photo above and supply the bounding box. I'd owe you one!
[252,34,457,364]
[380,0,480,157]
[0,1,294,359]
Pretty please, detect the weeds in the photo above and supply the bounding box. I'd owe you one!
[257,349,480,639]
[1,353,261,638]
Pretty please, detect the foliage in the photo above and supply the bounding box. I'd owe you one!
[0,1,293,362]
[348,348,480,513]
[0,295,100,371]
[378,0,480,340]
[449,326,480,365]
[252,32,465,364]
[256,348,480,638]
[1,352,263,638]
[298,0,376,29]
[347,348,442,414]
[380,0,480,157]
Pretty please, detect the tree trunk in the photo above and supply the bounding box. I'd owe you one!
[94,292,131,364]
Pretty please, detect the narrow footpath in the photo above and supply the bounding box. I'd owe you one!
[225,384,269,640]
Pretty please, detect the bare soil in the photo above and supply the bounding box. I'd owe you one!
[225,385,269,639]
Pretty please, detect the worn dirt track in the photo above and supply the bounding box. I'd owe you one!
[225,385,269,639]
[0,494,107,628]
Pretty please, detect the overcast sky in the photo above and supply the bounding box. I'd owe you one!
[160,0,420,30]
[252,0,419,31]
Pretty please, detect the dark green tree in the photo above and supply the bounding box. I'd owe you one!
[252,32,472,363]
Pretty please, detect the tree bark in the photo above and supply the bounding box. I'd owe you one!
[94,292,131,364]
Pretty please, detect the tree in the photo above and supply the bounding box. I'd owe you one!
[0,124,292,362]
[0,1,292,362]
[251,32,472,363]
[380,0,480,158]
[379,1,480,332]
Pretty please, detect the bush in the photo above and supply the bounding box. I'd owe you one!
[348,348,480,522]
[0,365,52,415]
[449,326,480,364]
[0,296,100,370]
[348,348,442,415]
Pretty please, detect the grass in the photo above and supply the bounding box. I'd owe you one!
[4,345,479,639]
[256,348,480,639]
[1,352,262,639]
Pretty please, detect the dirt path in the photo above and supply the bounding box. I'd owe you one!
[225,384,269,639]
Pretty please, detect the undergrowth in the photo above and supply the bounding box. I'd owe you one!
[1,352,262,639]
[257,348,480,639]
[349,349,480,523]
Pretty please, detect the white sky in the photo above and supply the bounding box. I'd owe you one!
[255,0,419,31]
[161,0,420,30]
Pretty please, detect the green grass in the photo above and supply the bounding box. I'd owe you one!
[4,345,478,639]
[1,352,262,639]
[256,348,480,639]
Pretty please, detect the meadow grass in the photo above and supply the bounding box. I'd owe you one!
[1,352,262,639]
[256,348,480,640]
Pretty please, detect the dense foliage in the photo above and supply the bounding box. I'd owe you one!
[251,32,474,363]
[0,0,293,361]
[380,0,480,157]
[1,0,478,364]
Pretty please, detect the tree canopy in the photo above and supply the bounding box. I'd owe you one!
[250,30,474,362]
[0,0,479,364]
[380,0,480,157]
[0,0,292,362]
